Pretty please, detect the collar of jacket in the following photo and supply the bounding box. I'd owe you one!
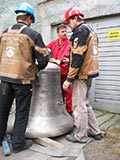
[72,22,84,32]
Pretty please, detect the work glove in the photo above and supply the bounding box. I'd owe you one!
[49,58,60,65]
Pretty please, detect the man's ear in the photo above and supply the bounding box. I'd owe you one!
[28,15,32,21]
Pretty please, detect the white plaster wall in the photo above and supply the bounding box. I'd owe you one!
[0,0,120,44]
[0,0,42,33]
[38,0,120,43]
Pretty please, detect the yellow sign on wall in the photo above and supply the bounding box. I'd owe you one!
[108,30,120,40]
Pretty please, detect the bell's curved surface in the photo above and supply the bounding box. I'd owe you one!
[7,62,73,138]
[26,62,73,138]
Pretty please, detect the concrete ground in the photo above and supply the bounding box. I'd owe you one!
[0,109,120,160]
[83,112,120,160]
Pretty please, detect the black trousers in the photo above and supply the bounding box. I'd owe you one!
[0,81,32,149]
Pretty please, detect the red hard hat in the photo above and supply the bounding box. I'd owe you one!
[64,7,84,24]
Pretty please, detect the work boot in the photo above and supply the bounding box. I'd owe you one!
[88,133,103,140]
[66,134,87,144]
[13,139,33,153]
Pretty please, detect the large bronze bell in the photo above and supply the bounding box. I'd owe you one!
[8,62,73,138]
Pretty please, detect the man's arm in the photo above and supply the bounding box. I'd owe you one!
[34,33,49,69]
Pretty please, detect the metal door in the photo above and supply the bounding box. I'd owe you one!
[88,15,120,113]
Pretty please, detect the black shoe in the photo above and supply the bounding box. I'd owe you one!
[66,134,87,144]
[88,133,103,140]
[13,139,33,153]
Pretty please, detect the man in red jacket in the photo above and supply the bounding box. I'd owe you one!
[46,24,72,115]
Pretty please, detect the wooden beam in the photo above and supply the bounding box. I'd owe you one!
[33,137,64,148]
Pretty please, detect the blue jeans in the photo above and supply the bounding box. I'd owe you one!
[0,81,32,149]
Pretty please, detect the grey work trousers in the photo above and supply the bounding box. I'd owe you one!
[72,78,101,142]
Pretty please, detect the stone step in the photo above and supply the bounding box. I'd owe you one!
[97,112,114,126]
[100,114,120,130]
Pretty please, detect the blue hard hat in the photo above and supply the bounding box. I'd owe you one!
[15,2,35,23]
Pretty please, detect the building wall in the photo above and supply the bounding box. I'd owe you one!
[0,0,120,43]
[38,0,120,43]
[0,0,41,33]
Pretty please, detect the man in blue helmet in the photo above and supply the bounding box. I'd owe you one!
[0,2,50,153]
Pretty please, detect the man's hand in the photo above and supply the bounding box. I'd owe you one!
[63,80,71,91]
[62,57,69,63]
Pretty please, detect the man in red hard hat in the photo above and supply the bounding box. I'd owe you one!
[63,7,103,143]
[64,7,84,25]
